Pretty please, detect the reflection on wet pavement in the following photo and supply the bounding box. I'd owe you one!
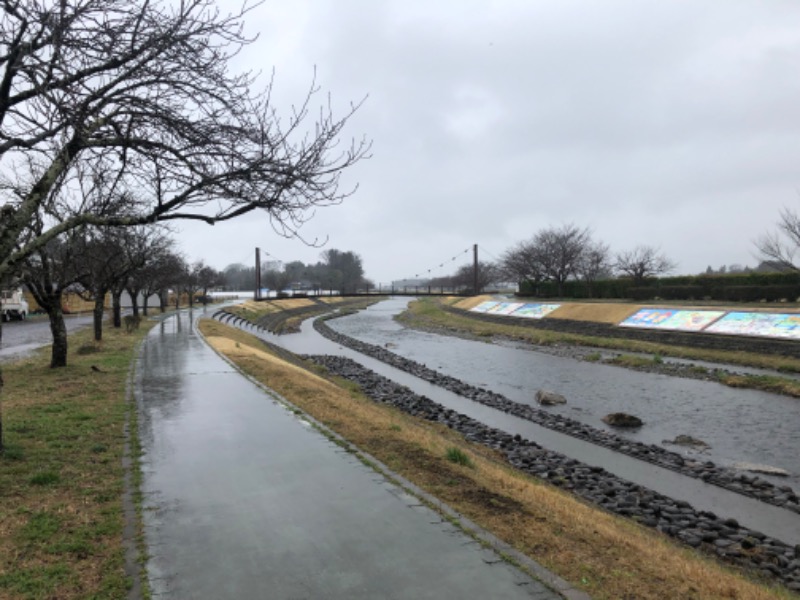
[136,310,564,599]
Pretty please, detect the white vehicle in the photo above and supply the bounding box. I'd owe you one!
[1,288,29,321]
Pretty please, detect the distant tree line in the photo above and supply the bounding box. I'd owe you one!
[423,212,800,301]
[20,224,224,368]
[422,208,800,299]
[221,249,371,294]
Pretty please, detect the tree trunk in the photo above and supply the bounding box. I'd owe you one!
[112,291,122,328]
[48,303,68,368]
[94,294,105,341]
[0,320,4,452]
[142,295,149,316]
[128,288,140,317]
[159,291,167,312]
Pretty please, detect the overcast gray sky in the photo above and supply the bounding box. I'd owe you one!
[177,0,800,285]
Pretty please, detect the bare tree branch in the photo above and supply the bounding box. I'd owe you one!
[754,207,800,271]
[615,245,675,283]
[0,0,371,278]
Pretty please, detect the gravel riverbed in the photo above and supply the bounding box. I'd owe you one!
[306,352,800,592]
[314,314,800,514]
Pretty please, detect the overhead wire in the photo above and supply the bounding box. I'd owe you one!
[396,247,472,283]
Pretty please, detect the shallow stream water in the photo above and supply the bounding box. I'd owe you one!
[327,298,800,490]
[228,299,800,544]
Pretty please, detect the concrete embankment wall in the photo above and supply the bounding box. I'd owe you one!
[448,297,800,358]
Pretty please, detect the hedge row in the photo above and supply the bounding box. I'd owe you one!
[518,272,800,302]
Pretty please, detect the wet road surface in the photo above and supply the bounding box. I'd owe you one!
[0,313,94,361]
[136,311,570,599]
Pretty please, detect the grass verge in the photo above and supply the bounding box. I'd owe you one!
[0,320,153,600]
[198,318,792,600]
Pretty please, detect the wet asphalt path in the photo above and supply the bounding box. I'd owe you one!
[136,311,568,599]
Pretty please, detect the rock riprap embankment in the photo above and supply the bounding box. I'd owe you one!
[306,353,800,592]
[313,315,800,514]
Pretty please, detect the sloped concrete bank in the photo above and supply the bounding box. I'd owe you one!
[306,353,800,591]
[445,305,800,358]
[214,297,380,335]
[314,315,800,514]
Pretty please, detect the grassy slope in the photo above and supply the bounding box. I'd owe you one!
[406,298,800,396]
[199,318,791,600]
[0,322,151,600]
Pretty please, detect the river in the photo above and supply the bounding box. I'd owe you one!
[327,298,800,490]
[227,297,800,544]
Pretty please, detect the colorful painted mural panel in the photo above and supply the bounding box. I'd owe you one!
[706,312,800,339]
[487,302,524,315]
[512,303,561,319]
[471,301,499,313]
[620,309,676,328]
[620,309,724,331]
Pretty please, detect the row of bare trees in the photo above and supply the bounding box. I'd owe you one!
[431,208,800,296]
[19,224,221,368]
[460,209,800,295]
[493,207,800,294]
[499,225,674,295]
[428,225,675,294]
[0,0,367,449]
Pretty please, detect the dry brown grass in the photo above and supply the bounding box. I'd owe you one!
[272,298,316,310]
[199,319,791,600]
[452,295,493,310]
[318,296,353,305]
[548,302,642,323]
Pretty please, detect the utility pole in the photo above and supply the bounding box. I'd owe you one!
[254,247,261,300]
[473,243,478,295]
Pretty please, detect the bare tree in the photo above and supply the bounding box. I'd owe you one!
[123,227,172,317]
[138,250,185,314]
[262,266,292,295]
[453,261,500,293]
[754,208,800,271]
[615,245,676,283]
[501,240,545,288]
[193,261,221,304]
[0,0,369,275]
[0,0,369,451]
[502,227,587,295]
[176,260,194,307]
[21,229,88,367]
[77,227,149,340]
[577,240,612,297]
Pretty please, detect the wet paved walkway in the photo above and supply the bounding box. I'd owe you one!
[135,312,574,599]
